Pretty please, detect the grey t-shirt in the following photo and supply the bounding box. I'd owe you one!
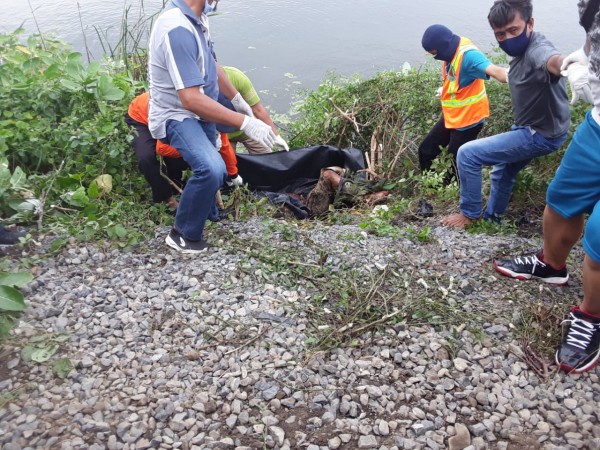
[508,32,570,138]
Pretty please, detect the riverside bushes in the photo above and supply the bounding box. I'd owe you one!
[289,68,587,216]
[0,31,168,246]
[289,69,516,173]
[0,29,589,245]
[0,31,141,173]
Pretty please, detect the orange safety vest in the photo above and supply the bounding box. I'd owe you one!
[128,92,238,176]
[440,37,490,129]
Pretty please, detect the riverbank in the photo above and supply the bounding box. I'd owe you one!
[1,216,597,450]
[2,29,598,450]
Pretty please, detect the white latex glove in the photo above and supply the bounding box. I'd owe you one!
[435,86,443,97]
[231,92,254,117]
[273,135,289,151]
[561,62,593,105]
[226,174,244,187]
[240,116,276,149]
[561,47,589,71]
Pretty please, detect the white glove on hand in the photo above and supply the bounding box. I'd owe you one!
[231,92,254,117]
[561,62,593,105]
[435,86,443,97]
[240,116,276,149]
[561,47,589,71]
[226,174,244,187]
[273,135,289,151]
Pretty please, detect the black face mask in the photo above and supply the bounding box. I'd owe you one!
[499,25,531,57]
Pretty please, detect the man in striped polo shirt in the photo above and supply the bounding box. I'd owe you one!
[148,0,282,253]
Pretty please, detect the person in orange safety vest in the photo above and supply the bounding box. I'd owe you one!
[419,24,508,180]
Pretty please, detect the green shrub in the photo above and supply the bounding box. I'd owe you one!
[0,30,143,174]
[289,65,587,215]
[0,30,170,246]
[0,28,590,243]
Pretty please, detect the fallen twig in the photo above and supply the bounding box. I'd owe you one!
[158,157,183,194]
[224,325,268,356]
[520,337,557,379]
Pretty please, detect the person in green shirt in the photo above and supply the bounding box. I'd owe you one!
[219,66,288,154]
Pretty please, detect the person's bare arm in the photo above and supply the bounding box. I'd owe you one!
[178,86,244,128]
[485,64,508,83]
[547,55,564,77]
[251,102,278,134]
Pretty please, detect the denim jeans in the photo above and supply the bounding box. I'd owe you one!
[164,118,227,241]
[457,125,567,219]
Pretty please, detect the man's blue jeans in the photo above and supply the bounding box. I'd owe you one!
[164,118,226,241]
[457,125,567,220]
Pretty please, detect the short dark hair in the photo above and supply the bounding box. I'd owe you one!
[488,0,533,29]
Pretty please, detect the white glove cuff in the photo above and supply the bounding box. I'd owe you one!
[241,115,250,130]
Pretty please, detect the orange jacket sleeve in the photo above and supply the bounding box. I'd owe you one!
[128,92,150,125]
[218,133,238,176]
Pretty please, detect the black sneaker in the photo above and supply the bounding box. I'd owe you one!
[493,252,568,285]
[556,306,600,374]
[165,228,209,254]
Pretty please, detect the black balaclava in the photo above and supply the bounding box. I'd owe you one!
[421,24,461,63]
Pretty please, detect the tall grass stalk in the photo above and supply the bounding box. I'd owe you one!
[91,0,165,77]
[77,2,92,63]
[26,0,46,50]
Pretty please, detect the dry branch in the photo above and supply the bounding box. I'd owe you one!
[328,98,361,134]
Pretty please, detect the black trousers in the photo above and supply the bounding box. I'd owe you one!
[418,116,484,179]
[124,114,189,203]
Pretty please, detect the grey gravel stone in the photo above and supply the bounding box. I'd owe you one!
[449,423,471,450]
[358,435,378,448]
[0,219,595,450]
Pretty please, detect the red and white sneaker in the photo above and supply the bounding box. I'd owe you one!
[556,306,600,374]
[493,251,568,285]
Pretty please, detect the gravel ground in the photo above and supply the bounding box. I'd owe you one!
[1,217,599,450]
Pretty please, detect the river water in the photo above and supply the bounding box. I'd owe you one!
[1,0,582,113]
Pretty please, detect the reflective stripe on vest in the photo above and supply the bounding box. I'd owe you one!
[440,37,490,129]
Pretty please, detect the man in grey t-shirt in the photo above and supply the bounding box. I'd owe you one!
[442,0,570,229]
[494,0,600,374]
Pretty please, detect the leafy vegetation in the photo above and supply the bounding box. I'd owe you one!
[0,28,586,248]
[288,67,587,219]
[0,30,170,250]
[0,271,32,335]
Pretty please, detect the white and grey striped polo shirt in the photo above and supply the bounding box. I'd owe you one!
[147,0,218,139]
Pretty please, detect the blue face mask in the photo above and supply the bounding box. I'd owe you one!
[204,1,217,14]
[499,25,531,57]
